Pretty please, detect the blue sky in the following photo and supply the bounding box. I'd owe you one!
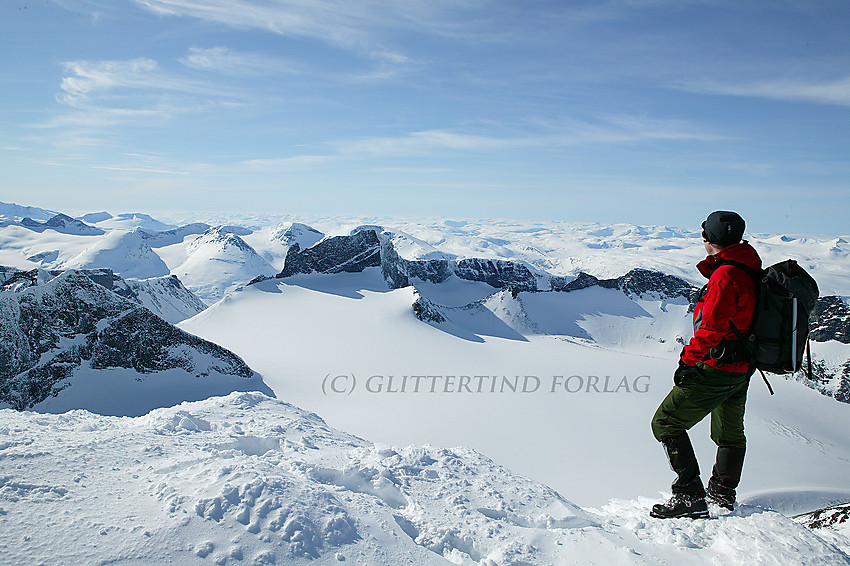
[1,0,848,234]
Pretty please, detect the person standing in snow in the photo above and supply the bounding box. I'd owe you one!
[650,211,762,519]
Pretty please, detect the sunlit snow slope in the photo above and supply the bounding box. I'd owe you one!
[1,392,848,566]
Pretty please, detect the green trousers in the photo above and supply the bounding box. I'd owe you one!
[651,362,750,448]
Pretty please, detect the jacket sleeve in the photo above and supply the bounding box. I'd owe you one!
[681,274,740,366]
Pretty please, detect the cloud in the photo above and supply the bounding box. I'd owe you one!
[58,58,161,108]
[133,0,476,60]
[240,155,335,168]
[37,57,245,143]
[334,117,725,156]
[58,58,234,110]
[338,129,517,155]
[675,76,850,107]
[92,164,188,175]
[179,46,298,76]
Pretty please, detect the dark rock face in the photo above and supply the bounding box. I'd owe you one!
[1,268,116,293]
[279,230,381,277]
[279,229,536,291]
[811,296,850,344]
[550,272,600,292]
[609,269,694,300]
[412,293,446,324]
[379,237,452,289]
[796,502,850,530]
[1,268,205,323]
[552,268,694,301]
[88,306,251,376]
[454,258,537,292]
[0,270,253,410]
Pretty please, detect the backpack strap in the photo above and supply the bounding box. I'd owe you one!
[718,263,776,395]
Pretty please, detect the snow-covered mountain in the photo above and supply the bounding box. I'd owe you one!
[1,391,848,566]
[172,227,278,304]
[1,266,206,324]
[63,228,171,279]
[0,200,59,223]
[0,269,270,415]
[2,213,106,236]
[85,211,177,232]
[111,272,208,323]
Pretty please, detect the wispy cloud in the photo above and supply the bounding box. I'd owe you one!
[57,58,235,112]
[133,0,475,61]
[31,56,244,151]
[334,116,725,156]
[240,155,335,168]
[91,164,189,175]
[179,46,299,76]
[675,76,850,107]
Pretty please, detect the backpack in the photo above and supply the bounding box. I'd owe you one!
[709,259,820,393]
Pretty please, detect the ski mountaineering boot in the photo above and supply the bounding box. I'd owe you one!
[651,432,709,519]
[706,446,746,511]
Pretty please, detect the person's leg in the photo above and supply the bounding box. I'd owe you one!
[707,378,749,510]
[649,365,748,519]
[649,381,713,518]
[651,386,711,495]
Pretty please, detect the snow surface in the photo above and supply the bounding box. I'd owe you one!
[0,201,58,223]
[180,268,850,510]
[171,227,277,304]
[1,392,847,566]
[117,275,208,324]
[87,212,178,232]
[63,229,171,279]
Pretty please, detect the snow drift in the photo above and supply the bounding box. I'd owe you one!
[0,392,847,566]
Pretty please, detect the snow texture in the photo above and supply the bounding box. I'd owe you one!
[0,392,847,566]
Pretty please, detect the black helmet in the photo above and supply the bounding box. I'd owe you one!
[702,211,745,246]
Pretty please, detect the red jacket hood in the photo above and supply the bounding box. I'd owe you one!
[696,241,762,279]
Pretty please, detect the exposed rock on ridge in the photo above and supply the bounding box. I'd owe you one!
[277,229,538,291]
[0,267,206,323]
[0,270,254,411]
[811,296,850,344]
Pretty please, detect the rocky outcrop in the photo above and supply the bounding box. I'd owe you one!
[0,270,254,410]
[279,230,382,277]
[552,268,695,301]
[811,296,850,343]
[454,258,537,291]
[0,267,206,323]
[550,272,601,292]
[278,229,537,291]
[412,292,447,324]
[796,357,850,405]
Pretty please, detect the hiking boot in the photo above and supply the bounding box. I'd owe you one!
[706,446,745,512]
[661,433,706,498]
[706,478,736,511]
[650,494,709,519]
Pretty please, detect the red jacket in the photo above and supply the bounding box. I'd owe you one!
[682,241,762,372]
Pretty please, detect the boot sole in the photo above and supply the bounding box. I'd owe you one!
[649,508,710,520]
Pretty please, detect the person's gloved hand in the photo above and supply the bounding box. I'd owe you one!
[674,360,700,386]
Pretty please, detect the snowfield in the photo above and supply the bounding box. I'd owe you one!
[1,392,848,566]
